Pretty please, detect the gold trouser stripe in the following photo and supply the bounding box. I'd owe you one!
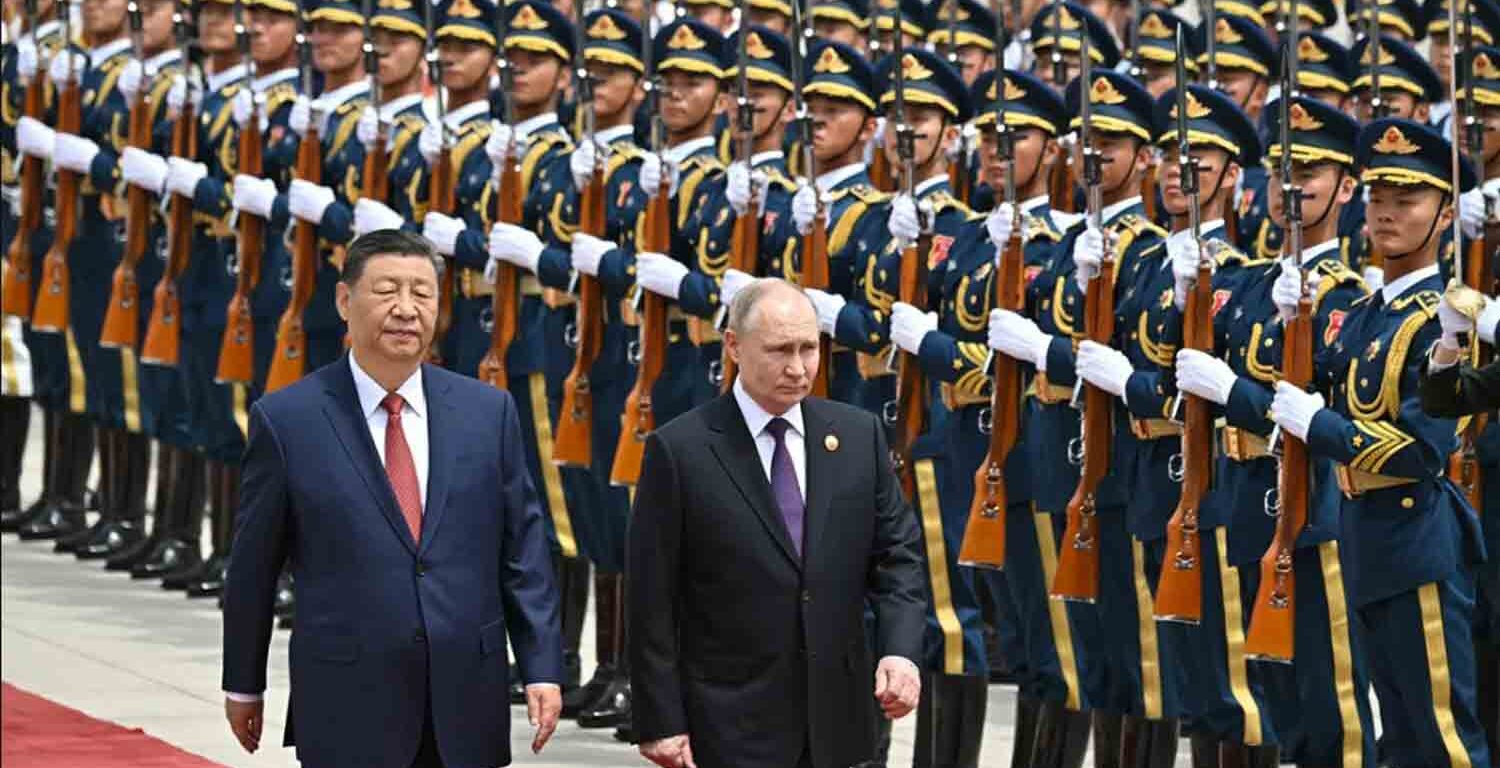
[528,372,576,558]
[1132,538,1164,719]
[1215,527,1264,745]
[1418,582,1474,768]
[1318,541,1364,768]
[121,346,140,433]
[916,459,964,675]
[1034,508,1082,710]
[1,327,17,394]
[233,383,248,439]
[65,329,86,414]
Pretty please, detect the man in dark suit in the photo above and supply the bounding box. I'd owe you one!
[627,278,928,768]
[221,230,564,768]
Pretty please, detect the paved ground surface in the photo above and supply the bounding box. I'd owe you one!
[2,404,1031,767]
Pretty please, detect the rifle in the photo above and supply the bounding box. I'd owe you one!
[264,5,320,392]
[141,0,198,365]
[1051,29,1113,603]
[423,2,456,366]
[360,0,387,204]
[941,0,972,205]
[100,0,155,350]
[868,4,894,192]
[215,0,263,384]
[554,3,605,467]
[719,0,759,393]
[476,0,522,389]
[30,0,79,334]
[791,0,831,398]
[957,55,1021,570]
[610,0,669,486]
[1155,32,1208,623]
[1045,0,1073,213]
[1245,4,1305,661]
[3,0,44,319]
[1203,0,1218,89]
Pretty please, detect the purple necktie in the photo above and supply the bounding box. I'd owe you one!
[765,418,805,558]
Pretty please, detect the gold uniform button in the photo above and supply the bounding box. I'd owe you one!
[1401,497,1414,509]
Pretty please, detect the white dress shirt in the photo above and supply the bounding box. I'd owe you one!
[349,354,429,511]
[732,378,806,502]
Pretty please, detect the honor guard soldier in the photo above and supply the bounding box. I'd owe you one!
[1028,1,1119,92]
[870,0,928,55]
[1425,0,1500,136]
[745,0,792,36]
[1131,9,1199,100]
[1346,0,1428,41]
[1351,34,1441,124]
[927,0,998,88]
[1269,117,1492,768]
[808,0,869,53]
[1197,14,1273,251]
[1253,0,1340,40]
[1177,94,1378,768]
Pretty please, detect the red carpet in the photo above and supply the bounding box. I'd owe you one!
[1,683,224,767]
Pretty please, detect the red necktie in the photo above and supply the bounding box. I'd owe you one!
[381,393,422,542]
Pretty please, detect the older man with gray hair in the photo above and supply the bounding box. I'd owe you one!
[627,278,927,768]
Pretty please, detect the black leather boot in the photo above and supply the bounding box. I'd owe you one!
[1093,710,1124,768]
[1219,742,1278,768]
[19,414,92,541]
[565,571,619,718]
[913,673,988,768]
[1032,701,1092,768]
[0,396,30,523]
[1130,719,1180,768]
[107,442,177,571]
[164,461,222,589]
[55,426,113,553]
[578,574,632,729]
[131,449,203,578]
[78,432,150,559]
[558,553,588,693]
[4,407,56,533]
[1478,640,1498,763]
[1190,733,1219,768]
[187,462,237,597]
[1009,696,1042,768]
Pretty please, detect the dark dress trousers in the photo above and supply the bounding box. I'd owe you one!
[628,393,927,768]
[222,357,563,768]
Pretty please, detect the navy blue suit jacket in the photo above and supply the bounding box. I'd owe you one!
[222,356,563,768]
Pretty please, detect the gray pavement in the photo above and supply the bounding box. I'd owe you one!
[1,403,1024,767]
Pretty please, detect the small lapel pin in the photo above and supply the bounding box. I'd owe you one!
[825,434,840,452]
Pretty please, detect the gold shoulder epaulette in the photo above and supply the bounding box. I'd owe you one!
[1391,288,1441,316]
[1023,214,1060,242]
[850,184,891,205]
[1119,213,1168,239]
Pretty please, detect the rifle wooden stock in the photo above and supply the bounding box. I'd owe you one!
[30,74,82,333]
[425,144,454,365]
[1244,294,1313,662]
[800,206,831,398]
[1051,258,1116,602]
[141,95,198,365]
[363,131,389,204]
[890,234,931,499]
[870,149,894,193]
[215,115,264,384]
[3,65,46,319]
[957,225,1024,570]
[1048,154,1075,215]
[1141,164,1158,223]
[265,123,321,393]
[476,147,522,389]
[610,176,671,486]
[100,80,156,350]
[1451,235,1491,511]
[719,196,760,393]
[553,168,606,467]
[1154,259,1213,623]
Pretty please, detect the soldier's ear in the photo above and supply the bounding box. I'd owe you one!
[1336,171,1358,204]
[1414,101,1431,124]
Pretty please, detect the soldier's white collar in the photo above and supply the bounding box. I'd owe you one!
[310,80,370,134]
[663,136,715,165]
[513,112,558,144]
[143,49,181,77]
[251,67,298,93]
[21,20,61,46]
[751,150,783,169]
[89,38,133,67]
[1296,238,1339,263]
[206,63,247,93]
[1020,194,1049,214]
[378,92,425,121]
[1168,219,1224,241]
[1100,195,1143,226]
[593,124,634,145]
[914,174,946,198]
[816,162,863,192]
[443,99,489,130]
[1380,263,1438,304]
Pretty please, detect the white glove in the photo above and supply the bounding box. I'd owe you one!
[232,88,255,129]
[165,157,207,198]
[422,212,463,256]
[118,59,144,102]
[1076,340,1133,398]
[571,232,613,276]
[164,74,189,117]
[487,222,543,275]
[48,50,85,85]
[792,182,819,235]
[231,174,278,219]
[16,38,37,80]
[1270,380,1325,441]
[720,268,755,309]
[1272,258,1303,321]
[51,132,99,173]
[353,198,404,236]
[638,151,664,198]
[890,302,938,354]
[1480,296,1500,345]
[16,116,55,160]
[987,308,1052,369]
[1175,348,1237,405]
[726,161,753,215]
[888,193,921,242]
[288,95,312,137]
[120,147,168,194]
[1169,232,1210,311]
[356,106,380,148]
[1460,187,1487,239]
[1438,287,1480,347]
[570,137,597,190]
[1483,178,1500,219]
[1361,265,1384,292]
[287,179,335,225]
[804,287,846,335]
[418,122,443,164]
[986,203,1018,249]
[485,121,513,167]
[1072,225,1105,290]
[635,251,689,299]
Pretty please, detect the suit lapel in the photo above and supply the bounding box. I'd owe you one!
[418,366,454,555]
[801,399,836,565]
[322,357,418,555]
[707,395,801,570]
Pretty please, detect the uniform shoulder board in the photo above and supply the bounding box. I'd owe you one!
[1023,214,1060,242]
[1051,210,1085,232]
[1391,288,1441,317]
[263,82,299,112]
[1138,240,1166,260]
[763,167,797,191]
[1119,213,1168,239]
[929,190,973,217]
[680,154,723,173]
[1206,239,1249,268]
[393,112,426,133]
[849,184,891,204]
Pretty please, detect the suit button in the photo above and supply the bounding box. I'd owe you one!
[414,630,427,644]
[416,561,427,576]
[801,590,811,604]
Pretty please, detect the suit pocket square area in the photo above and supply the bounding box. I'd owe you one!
[479,618,505,657]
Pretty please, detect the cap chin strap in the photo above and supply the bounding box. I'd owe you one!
[1304,167,1345,231]
[1102,141,1143,199]
[1384,193,1450,262]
